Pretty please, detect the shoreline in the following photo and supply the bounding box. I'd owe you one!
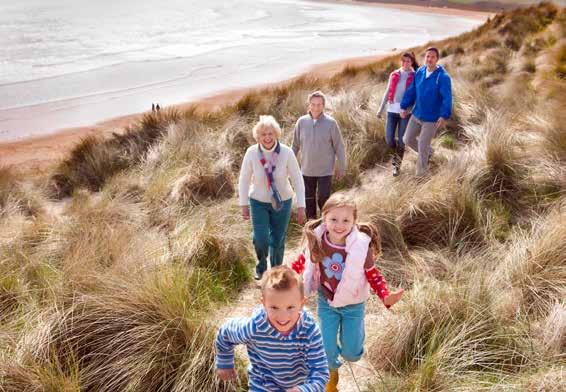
[0,53,392,173]
[0,2,491,173]
[319,0,492,19]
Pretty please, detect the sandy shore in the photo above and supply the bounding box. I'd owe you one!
[0,2,490,173]
[0,53,390,173]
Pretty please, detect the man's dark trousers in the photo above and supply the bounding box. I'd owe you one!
[303,175,332,220]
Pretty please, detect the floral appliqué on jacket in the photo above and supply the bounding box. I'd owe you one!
[322,252,345,280]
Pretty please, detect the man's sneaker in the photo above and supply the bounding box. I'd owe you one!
[254,271,263,281]
[393,165,400,177]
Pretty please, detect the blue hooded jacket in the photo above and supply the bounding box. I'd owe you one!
[401,65,452,122]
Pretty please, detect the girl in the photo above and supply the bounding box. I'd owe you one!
[378,52,419,177]
[291,193,404,392]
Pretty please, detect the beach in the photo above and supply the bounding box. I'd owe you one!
[0,0,489,172]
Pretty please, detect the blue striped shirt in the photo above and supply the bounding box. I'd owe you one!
[215,307,329,391]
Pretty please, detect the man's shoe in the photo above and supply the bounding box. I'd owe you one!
[254,271,263,281]
[392,165,400,177]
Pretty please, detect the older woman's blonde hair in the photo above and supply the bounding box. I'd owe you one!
[252,115,282,142]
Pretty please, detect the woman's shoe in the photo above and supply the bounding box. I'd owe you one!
[326,369,339,392]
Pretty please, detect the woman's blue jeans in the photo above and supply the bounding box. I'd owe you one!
[249,198,292,276]
[386,112,410,151]
[317,292,366,370]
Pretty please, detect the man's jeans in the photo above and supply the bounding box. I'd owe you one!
[303,175,332,220]
[249,198,292,275]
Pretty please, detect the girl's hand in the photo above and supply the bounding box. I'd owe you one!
[297,207,306,225]
[241,206,250,220]
[217,368,237,381]
[383,288,404,308]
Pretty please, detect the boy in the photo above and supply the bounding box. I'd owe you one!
[215,266,329,391]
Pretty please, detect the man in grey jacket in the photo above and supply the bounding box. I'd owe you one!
[292,91,346,220]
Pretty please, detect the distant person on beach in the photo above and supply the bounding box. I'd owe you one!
[291,193,404,392]
[155,103,161,112]
[215,265,329,391]
[292,91,346,221]
[378,52,419,177]
[151,103,155,112]
[239,115,306,281]
[400,47,452,176]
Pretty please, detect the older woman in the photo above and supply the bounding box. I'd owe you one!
[239,115,306,280]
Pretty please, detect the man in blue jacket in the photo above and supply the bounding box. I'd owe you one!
[400,47,452,176]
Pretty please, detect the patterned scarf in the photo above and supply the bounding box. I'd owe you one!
[258,141,283,211]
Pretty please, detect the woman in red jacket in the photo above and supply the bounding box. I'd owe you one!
[378,52,418,176]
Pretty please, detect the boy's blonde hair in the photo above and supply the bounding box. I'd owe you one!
[252,115,282,142]
[261,266,304,298]
[303,192,382,263]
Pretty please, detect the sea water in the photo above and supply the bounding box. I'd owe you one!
[0,0,483,140]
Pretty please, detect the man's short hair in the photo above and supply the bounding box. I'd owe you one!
[261,266,304,297]
[307,91,326,106]
[425,47,440,58]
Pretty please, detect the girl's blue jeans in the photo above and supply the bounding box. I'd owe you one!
[386,111,410,150]
[317,292,366,370]
[249,198,292,276]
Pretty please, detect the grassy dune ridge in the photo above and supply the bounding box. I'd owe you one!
[1,2,565,391]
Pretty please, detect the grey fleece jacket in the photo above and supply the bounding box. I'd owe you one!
[292,113,346,177]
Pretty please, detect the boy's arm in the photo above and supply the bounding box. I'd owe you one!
[296,325,330,392]
[215,317,254,370]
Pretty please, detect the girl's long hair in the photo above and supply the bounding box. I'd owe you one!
[303,193,382,263]
[402,51,419,71]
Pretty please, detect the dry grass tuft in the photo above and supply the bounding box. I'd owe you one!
[399,178,486,252]
[22,269,240,392]
[173,212,252,282]
[49,110,180,198]
[0,167,43,217]
[0,359,81,392]
[521,366,566,392]
[470,113,527,209]
[497,206,566,316]
[369,278,530,389]
[169,161,234,206]
[538,302,566,359]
